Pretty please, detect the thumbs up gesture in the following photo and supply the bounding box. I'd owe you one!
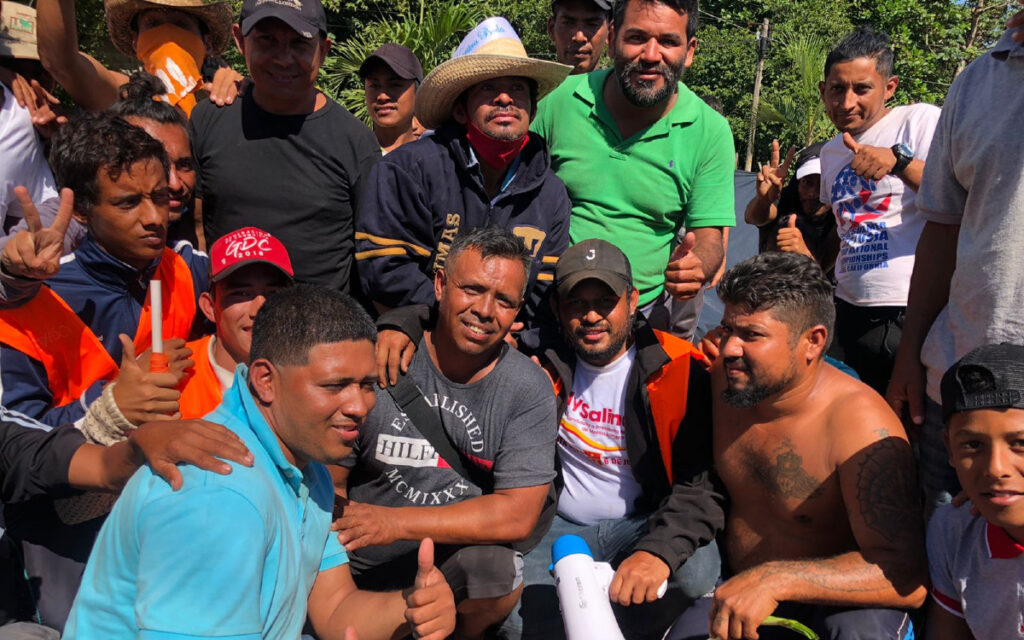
[664,232,705,301]
[111,334,193,425]
[403,538,456,640]
[1,187,74,280]
[842,132,897,180]
[775,215,812,258]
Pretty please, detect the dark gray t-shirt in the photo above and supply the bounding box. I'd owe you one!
[343,339,557,567]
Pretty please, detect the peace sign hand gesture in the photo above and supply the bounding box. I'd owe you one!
[755,139,796,202]
[1,187,73,280]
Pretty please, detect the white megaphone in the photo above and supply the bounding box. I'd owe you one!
[551,534,668,640]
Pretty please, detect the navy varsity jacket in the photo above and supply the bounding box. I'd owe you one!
[355,123,571,323]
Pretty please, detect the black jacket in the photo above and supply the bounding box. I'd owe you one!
[356,123,570,322]
[538,315,725,571]
[0,411,83,504]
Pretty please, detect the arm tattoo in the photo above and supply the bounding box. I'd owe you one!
[745,439,825,501]
[856,438,924,543]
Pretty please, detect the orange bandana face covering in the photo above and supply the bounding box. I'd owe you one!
[136,23,206,116]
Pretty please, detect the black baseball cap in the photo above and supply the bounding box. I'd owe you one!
[359,44,424,83]
[240,0,327,40]
[941,344,1024,421]
[555,239,632,299]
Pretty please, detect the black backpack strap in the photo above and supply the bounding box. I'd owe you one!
[386,374,490,490]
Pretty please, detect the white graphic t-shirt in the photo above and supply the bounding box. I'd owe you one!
[557,346,644,525]
[819,103,941,306]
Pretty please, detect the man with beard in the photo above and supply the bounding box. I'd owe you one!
[356,18,572,323]
[497,239,724,639]
[666,252,927,640]
[531,0,734,340]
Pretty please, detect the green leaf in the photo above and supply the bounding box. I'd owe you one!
[708,614,819,640]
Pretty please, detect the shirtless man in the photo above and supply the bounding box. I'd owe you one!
[669,252,927,640]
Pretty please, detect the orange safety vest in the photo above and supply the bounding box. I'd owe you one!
[178,334,225,419]
[0,248,197,407]
[550,330,707,485]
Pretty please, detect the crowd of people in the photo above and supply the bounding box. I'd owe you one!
[0,0,1021,637]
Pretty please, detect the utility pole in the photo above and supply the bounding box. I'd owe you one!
[743,17,771,172]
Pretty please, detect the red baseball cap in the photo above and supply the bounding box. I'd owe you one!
[210,227,294,283]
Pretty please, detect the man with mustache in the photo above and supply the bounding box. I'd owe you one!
[497,238,724,639]
[356,18,572,324]
[334,228,558,640]
[666,253,927,640]
[531,0,735,341]
[359,44,425,154]
[547,0,611,75]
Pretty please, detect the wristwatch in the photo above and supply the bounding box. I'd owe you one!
[889,143,914,176]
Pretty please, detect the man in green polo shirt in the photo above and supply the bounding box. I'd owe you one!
[532,0,734,339]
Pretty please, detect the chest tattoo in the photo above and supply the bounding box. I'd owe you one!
[742,438,825,501]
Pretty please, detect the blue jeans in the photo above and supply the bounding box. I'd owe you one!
[494,514,721,640]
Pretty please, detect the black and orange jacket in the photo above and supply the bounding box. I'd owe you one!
[0,236,207,425]
[538,315,726,572]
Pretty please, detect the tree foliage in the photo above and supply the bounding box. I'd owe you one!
[757,35,833,148]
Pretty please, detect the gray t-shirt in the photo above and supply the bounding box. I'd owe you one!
[927,503,1024,638]
[343,338,557,567]
[919,30,1024,401]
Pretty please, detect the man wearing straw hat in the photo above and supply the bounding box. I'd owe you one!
[356,17,572,325]
[0,113,208,631]
[34,0,240,115]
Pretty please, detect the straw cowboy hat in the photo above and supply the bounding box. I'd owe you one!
[416,17,572,130]
[105,0,233,58]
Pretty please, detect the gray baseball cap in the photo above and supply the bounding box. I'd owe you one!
[555,239,632,299]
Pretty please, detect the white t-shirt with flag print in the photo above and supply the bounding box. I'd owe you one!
[820,103,941,307]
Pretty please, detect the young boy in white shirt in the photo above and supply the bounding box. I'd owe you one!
[926,343,1024,639]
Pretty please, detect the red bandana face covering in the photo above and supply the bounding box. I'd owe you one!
[465,121,529,171]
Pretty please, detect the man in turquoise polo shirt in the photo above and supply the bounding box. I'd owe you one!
[64,285,456,640]
[532,0,735,339]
